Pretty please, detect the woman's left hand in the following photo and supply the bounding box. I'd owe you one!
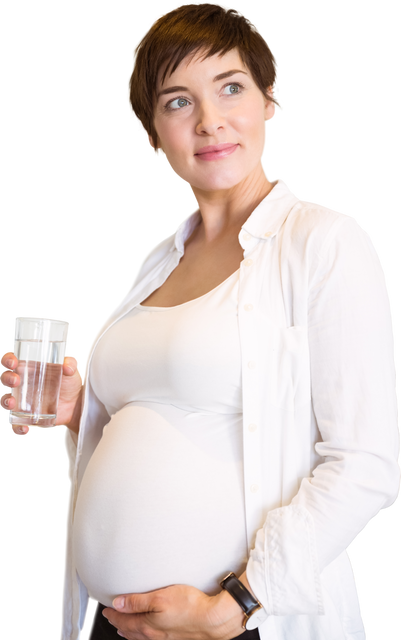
[102,574,249,640]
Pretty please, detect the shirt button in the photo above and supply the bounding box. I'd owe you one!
[244,258,253,267]
[248,423,257,432]
[250,484,259,493]
[248,360,256,369]
[264,231,273,238]
[244,303,253,312]
[243,232,252,242]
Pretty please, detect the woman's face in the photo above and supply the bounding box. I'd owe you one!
[151,48,275,194]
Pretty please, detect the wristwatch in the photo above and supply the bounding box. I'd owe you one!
[220,572,263,630]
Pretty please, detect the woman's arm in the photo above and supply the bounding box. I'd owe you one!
[247,209,400,616]
[65,389,82,435]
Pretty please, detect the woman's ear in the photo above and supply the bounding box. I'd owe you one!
[148,133,164,152]
[146,134,163,155]
[146,134,155,149]
[265,86,278,122]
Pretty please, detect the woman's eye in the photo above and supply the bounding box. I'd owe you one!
[164,82,244,111]
[223,83,242,95]
[166,98,188,111]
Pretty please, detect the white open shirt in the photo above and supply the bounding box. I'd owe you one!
[63,179,400,640]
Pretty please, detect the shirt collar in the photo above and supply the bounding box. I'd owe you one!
[170,179,299,254]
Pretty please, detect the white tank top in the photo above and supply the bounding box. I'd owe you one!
[72,269,248,607]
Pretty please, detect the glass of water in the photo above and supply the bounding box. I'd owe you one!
[9,317,69,427]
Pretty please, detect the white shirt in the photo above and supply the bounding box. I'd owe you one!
[72,269,249,606]
[63,179,400,640]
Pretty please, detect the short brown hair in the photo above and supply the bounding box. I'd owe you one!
[129,3,280,151]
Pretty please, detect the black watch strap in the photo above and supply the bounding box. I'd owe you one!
[220,572,262,629]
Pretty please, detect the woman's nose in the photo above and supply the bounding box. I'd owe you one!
[195,100,224,136]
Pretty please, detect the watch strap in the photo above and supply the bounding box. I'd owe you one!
[220,572,262,629]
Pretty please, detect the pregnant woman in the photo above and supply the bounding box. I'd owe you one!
[1,4,400,640]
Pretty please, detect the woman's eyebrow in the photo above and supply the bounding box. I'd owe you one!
[156,69,248,99]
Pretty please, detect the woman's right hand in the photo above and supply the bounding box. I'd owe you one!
[1,352,83,436]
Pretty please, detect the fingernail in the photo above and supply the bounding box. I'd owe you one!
[17,427,27,435]
[65,366,74,374]
[117,632,126,638]
[4,398,9,407]
[6,359,14,368]
[113,597,125,610]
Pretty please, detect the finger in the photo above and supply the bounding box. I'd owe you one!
[2,391,29,434]
[0,349,18,370]
[63,357,78,376]
[2,355,29,436]
[10,425,32,438]
[2,398,32,438]
[0,369,21,390]
[0,391,15,404]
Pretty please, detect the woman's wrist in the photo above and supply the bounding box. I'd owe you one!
[212,589,244,638]
[208,570,257,638]
[237,570,256,597]
[64,422,79,435]
[65,389,83,434]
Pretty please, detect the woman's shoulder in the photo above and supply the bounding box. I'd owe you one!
[262,181,365,251]
[280,196,381,283]
[288,197,358,235]
[283,196,370,256]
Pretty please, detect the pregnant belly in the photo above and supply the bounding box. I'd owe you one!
[72,403,247,606]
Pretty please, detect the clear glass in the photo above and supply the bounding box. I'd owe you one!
[9,317,68,427]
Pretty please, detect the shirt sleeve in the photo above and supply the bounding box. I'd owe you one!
[63,423,81,637]
[246,215,400,617]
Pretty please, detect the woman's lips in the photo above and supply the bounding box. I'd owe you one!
[194,143,239,161]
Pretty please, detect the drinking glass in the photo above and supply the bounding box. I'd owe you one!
[9,317,68,427]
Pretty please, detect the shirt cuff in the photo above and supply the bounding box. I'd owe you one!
[246,504,324,617]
